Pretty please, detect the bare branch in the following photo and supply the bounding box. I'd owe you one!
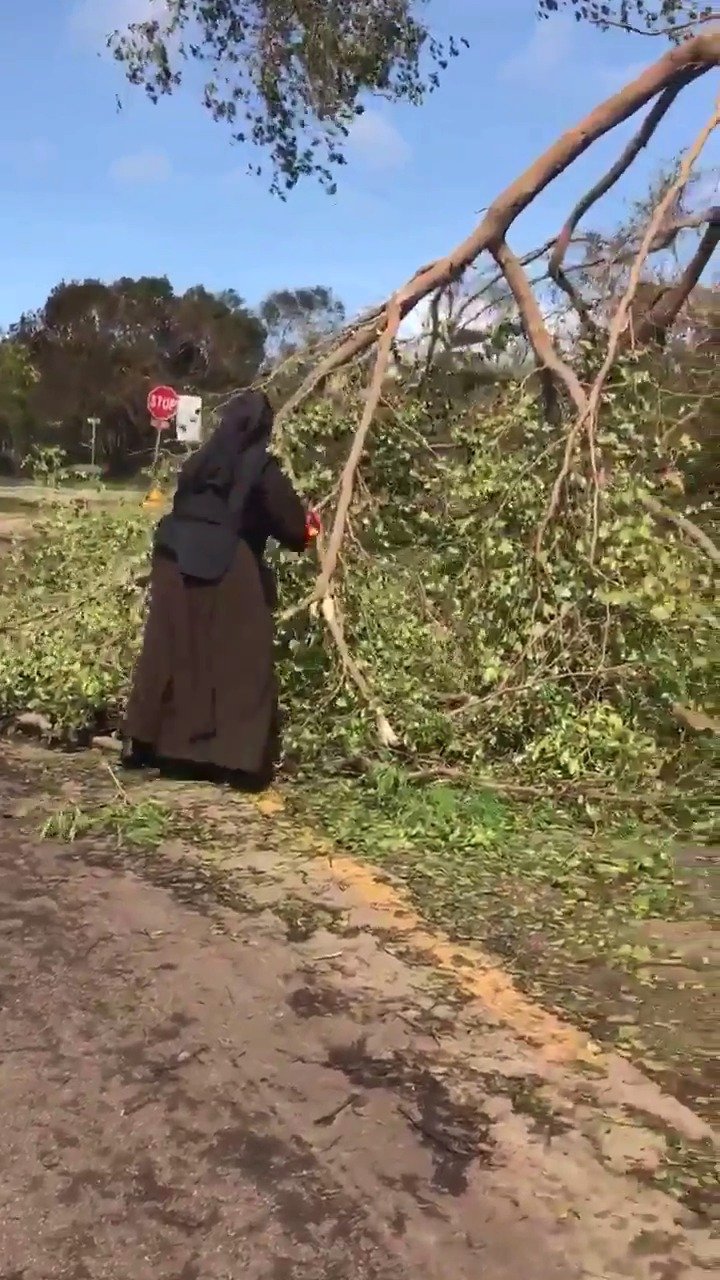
[314,297,402,598]
[548,76,700,325]
[275,265,439,426]
[420,286,448,381]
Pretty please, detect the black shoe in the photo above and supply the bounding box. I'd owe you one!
[120,738,154,770]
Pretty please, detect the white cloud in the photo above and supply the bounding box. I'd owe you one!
[499,17,574,84]
[346,110,411,171]
[109,150,172,184]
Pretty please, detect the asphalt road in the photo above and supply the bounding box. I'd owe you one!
[0,758,715,1280]
[0,820,578,1280]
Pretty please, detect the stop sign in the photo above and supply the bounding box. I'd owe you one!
[147,385,179,424]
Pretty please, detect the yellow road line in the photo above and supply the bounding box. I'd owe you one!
[325,853,602,1065]
[250,790,602,1066]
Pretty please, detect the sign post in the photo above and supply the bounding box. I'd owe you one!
[87,417,100,468]
[145,385,179,507]
[150,420,165,468]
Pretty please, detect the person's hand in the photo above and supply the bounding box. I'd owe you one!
[305,508,321,543]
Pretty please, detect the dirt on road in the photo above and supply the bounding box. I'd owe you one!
[0,749,717,1280]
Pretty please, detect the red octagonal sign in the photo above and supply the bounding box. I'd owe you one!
[147,385,179,424]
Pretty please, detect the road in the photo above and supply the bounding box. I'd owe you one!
[0,759,716,1280]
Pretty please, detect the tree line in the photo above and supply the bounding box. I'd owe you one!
[0,279,345,475]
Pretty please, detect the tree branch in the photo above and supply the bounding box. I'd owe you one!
[548,75,700,327]
[277,300,405,743]
[420,286,448,382]
[538,98,720,553]
[647,203,720,251]
[275,31,720,423]
[550,78,699,277]
[314,297,402,598]
[636,218,720,343]
[639,493,720,566]
[274,40,720,745]
[490,241,587,413]
[320,596,400,748]
[596,14,720,40]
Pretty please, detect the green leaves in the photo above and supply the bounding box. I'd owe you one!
[0,507,150,739]
[110,1,462,194]
[0,340,37,461]
[295,771,683,968]
[536,1,714,40]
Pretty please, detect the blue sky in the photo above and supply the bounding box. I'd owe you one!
[1,0,717,328]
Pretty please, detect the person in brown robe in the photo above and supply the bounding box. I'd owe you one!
[122,390,314,788]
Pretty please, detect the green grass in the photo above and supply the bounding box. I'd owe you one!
[0,480,146,508]
[41,797,174,849]
[293,773,682,956]
[291,771,720,1123]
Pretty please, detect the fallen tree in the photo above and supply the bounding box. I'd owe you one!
[266,36,720,740]
[1,28,717,806]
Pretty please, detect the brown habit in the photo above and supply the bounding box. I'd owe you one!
[125,454,307,781]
